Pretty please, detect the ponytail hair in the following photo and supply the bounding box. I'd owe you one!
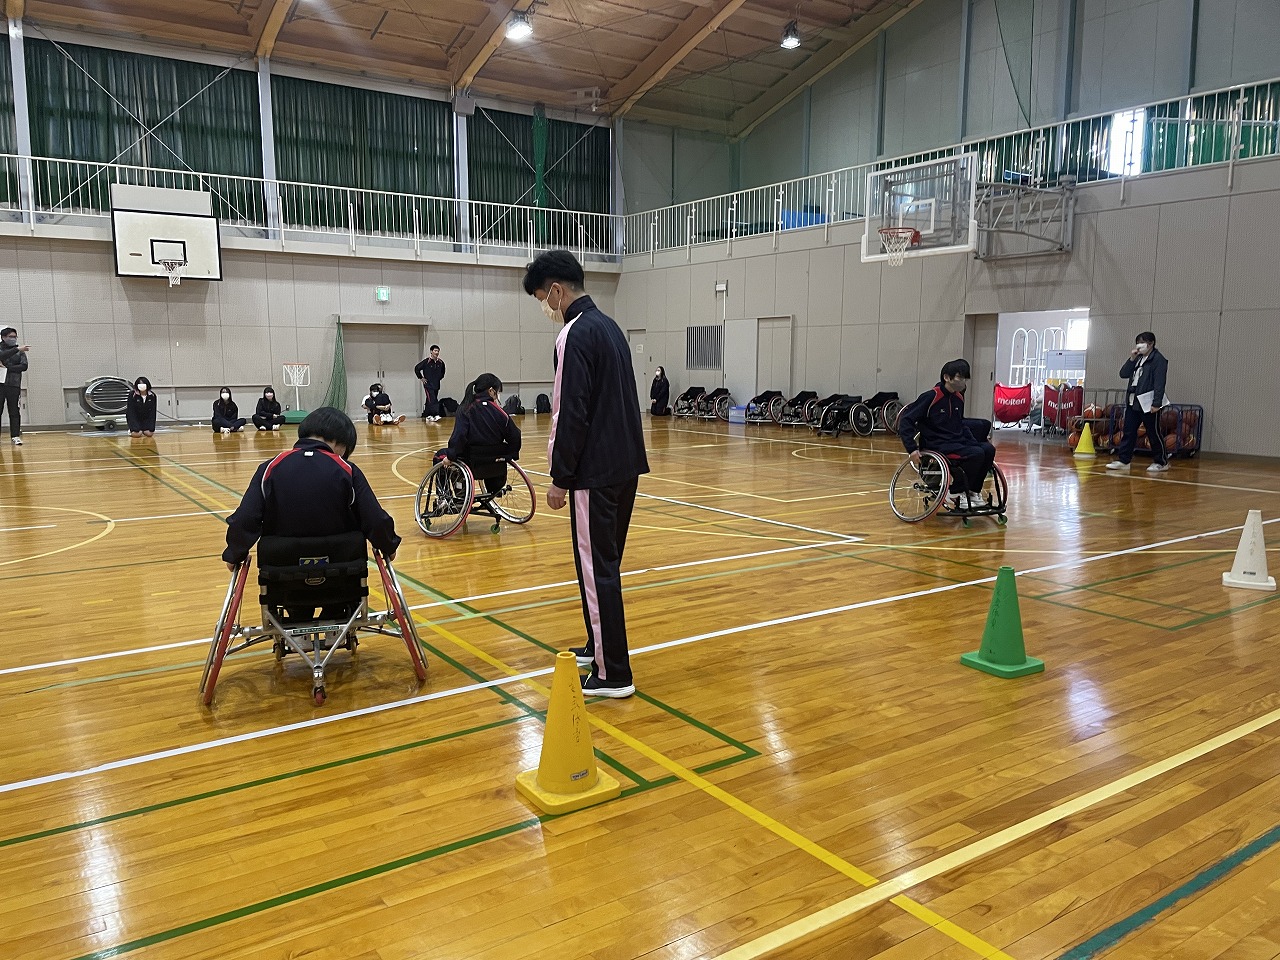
[460,372,503,415]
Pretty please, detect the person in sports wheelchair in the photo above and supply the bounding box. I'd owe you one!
[890,359,1007,524]
[201,407,427,706]
[415,373,535,538]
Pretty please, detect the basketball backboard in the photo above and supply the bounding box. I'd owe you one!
[862,154,979,263]
[110,184,223,282]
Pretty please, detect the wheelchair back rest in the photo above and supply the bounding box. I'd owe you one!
[257,532,369,607]
[678,386,706,401]
[467,443,510,483]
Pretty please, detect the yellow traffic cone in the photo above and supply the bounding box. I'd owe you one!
[1074,422,1096,458]
[516,652,621,814]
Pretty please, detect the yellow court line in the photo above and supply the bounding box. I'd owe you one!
[718,703,1280,960]
[0,504,117,568]
[113,443,234,514]
[408,609,1012,960]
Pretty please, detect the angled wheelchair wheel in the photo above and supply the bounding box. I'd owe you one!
[715,394,732,421]
[415,461,474,539]
[489,461,536,524]
[376,552,428,682]
[201,561,250,705]
[768,395,784,422]
[848,402,874,437]
[890,451,950,522]
[881,399,905,434]
[989,463,1009,520]
[802,399,818,424]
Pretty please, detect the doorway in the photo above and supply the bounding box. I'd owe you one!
[993,308,1090,433]
[627,329,647,408]
[342,323,425,420]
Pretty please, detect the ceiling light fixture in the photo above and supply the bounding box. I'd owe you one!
[780,20,801,49]
[506,11,533,40]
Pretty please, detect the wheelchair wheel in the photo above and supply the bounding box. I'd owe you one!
[489,461,536,524]
[848,402,874,437]
[715,394,731,421]
[890,452,950,522]
[882,399,905,434]
[802,398,818,423]
[989,463,1009,520]
[768,395,784,422]
[415,461,474,539]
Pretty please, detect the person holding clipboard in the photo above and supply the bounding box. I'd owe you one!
[1107,331,1170,473]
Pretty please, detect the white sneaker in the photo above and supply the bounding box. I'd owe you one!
[1105,461,1129,471]
[272,424,280,431]
[221,427,231,434]
[257,426,267,431]
[11,436,21,445]
[1147,462,1169,473]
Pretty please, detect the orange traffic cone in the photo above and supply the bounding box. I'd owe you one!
[515,652,621,814]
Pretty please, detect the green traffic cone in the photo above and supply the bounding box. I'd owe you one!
[961,566,1045,678]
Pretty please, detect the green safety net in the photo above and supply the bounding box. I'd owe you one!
[321,320,347,413]
[993,0,1035,128]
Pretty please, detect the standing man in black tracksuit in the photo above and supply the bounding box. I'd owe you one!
[222,407,400,573]
[523,250,649,699]
[897,358,995,507]
[1,326,29,445]
[1108,331,1170,474]
[415,345,446,422]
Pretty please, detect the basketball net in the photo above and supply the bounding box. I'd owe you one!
[878,227,921,267]
[283,362,310,416]
[159,260,185,287]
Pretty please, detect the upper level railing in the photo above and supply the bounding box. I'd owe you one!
[1,73,1277,266]
[0,155,619,263]
[622,75,1280,259]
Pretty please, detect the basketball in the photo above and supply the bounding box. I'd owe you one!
[1097,432,1110,448]
[1137,436,1150,450]
[1069,430,1080,448]
[1183,409,1200,429]
[1137,423,1146,438]
[1159,408,1178,433]
[1083,403,1097,419]
[1164,433,1178,453]
[1181,433,1198,451]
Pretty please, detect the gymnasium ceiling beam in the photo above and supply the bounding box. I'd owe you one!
[453,0,526,91]
[252,0,295,59]
[609,0,752,118]
[731,0,929,140]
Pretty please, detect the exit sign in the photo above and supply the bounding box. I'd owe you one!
[374,286,391,303]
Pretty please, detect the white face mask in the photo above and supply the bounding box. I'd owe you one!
[265,393,274,400]
[540,286,563,322]
[137,384,147,392]
[1136,343,1150,355]
[221,392,230,400]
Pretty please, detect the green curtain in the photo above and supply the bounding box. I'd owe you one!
[25,38,262,218]
[0,39,15,207]
[271,75,454,237]
[468,106,610,250]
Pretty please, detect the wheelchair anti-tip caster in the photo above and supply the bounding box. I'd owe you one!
[313,686,326,706]
[490,523,500,534]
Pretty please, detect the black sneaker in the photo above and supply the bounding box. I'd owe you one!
[581,674,635,699]
[568,646,594,667]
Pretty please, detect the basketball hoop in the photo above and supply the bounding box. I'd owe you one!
[282,362,311,419]
[878,227,921,267]
[159,259,185,287]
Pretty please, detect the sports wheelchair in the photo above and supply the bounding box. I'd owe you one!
[852,392,905,437]
[745,389,785,423]
[695,387,733,420]
[200,533,428,707]
[673,385,705,418]
[888,443,1008,526]
[777,390,818,426]
[815,394,864,435]
[415,449,536,539]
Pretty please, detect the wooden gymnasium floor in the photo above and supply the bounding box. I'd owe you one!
[2,415,1280,960]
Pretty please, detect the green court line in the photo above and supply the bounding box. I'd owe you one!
[0,715,529,850]
[109,449,229,525]
[155,451,246,499]
[67,818,543,960]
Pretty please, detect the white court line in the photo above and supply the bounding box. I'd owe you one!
[1,517,1270,795]
[405,540,860,613]
[2,542,860,677]
[521,467,860,540]
[0,667,554,796]
[0,639,210,676]
[715,703,1280,960]
[0,524,57,532]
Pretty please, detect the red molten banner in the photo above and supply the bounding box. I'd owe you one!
[993,383,1032,424]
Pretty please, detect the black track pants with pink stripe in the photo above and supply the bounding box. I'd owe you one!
[568,478,638,684]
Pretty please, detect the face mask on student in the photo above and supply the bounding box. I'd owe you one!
[540,286,563,322]
[137,383,148,392]
[265,392,274,400]
[221,392,231,400]
[1,335,15,347]
[1136,343,1150,355]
